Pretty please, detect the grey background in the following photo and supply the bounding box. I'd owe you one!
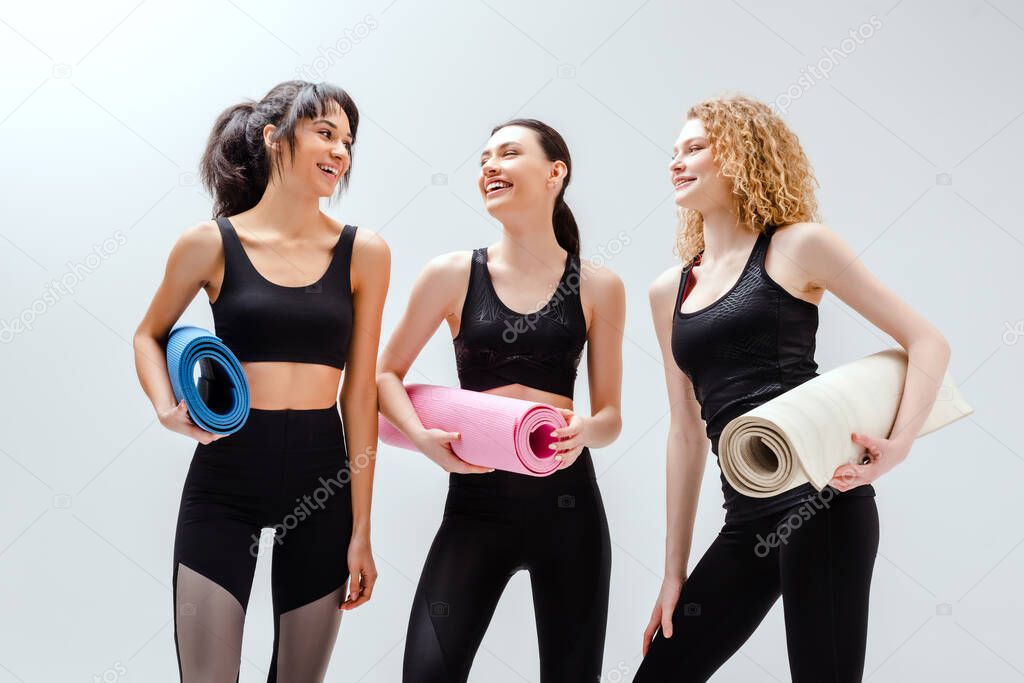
[1,0,1021,680]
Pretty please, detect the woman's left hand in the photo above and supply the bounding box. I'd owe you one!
[550,408,588,470]
[828,431,912,491]
[340,532,377,611]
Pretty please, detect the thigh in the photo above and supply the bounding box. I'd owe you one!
[270,452,353,614]
[403,514,519,683]
[528,478,612,683]
[173,445,265,610]
[779,494,879,683]
[634,521,783,683]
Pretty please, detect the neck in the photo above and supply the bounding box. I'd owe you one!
[247,178,324,237]
[494,206,565,272]
[698,202,756,265]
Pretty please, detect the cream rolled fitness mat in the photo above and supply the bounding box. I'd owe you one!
[718,348,973,497]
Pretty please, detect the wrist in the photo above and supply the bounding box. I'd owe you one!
[351,520,371,539]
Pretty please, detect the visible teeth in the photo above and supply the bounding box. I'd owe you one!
[486,181,510,192]
[317,164,337,176]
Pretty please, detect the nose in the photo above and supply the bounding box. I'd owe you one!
[669,151,684,174]
[331,142,350,161]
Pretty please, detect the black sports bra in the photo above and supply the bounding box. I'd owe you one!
[671,226,875,522]
[453,247,587,399]
[210,217,356,370]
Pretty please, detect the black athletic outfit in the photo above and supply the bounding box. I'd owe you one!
[172,217,357,682]
[402,247,612,682]
[634,227,879,682]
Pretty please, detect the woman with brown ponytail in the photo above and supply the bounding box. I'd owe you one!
[377,119,625,682]
[133,81,389,681]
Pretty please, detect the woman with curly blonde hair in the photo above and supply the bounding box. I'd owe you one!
[634,95,951,682]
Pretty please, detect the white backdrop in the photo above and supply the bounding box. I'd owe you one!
[1,0,1021,681]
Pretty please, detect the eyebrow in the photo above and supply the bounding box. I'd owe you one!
[674,137,706,152]
[313,119,353,138]
[480,141,521,160]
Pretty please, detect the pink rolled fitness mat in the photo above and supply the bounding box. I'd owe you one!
[378,384,567,476]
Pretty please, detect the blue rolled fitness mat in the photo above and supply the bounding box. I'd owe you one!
[166,325,250,435]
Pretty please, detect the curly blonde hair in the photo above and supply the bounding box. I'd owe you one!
[675,95,820,265]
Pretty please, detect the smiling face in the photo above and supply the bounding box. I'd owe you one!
[478,125,565,218]
[272,103,353,197]
[669,118,733,214]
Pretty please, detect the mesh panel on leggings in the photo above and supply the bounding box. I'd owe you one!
[174,562,245,681]
[268,587,345,681]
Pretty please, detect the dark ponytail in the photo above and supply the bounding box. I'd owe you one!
[200,80,360,218]
[490,118,580,256]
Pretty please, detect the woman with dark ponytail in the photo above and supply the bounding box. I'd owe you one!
[133,80,389,681]
[378,119,625,681]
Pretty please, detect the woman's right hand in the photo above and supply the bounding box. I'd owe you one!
[159,399,227,445]
[411,428,493,474]
[642,575,685,657]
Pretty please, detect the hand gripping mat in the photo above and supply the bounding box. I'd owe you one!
[166,325,250,435]
[378,384,568,476]
[718,348,973,497]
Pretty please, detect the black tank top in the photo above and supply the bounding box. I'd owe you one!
[671,226,874,522]
[211,217,357,370]
[453,247,587,400]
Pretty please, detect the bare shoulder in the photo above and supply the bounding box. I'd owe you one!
[172,219,222,265]
[773,221,850,281]
[350,224,390,265]
[422,249,474,284]
[772,221,836,252]
[649,264,683,303]
[579,257,624,296]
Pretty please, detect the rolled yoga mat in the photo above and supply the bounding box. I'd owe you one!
[166,325,250,435]
[378,384,567,476]
[718,348,973,497]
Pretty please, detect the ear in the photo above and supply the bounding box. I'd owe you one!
[262,123,279,150]
[548,159,568,187]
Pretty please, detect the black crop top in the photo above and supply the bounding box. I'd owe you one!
[671,226,874,522]
[210,217,356,370]
[453,247,587,400]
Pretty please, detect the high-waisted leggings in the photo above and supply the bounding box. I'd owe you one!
[634,490,879,682]
[403,448,612,682]
[172,407,353,682]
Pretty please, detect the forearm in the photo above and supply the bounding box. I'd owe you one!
[664,433,707,579]
[376,370,426,438]
[583,405,622,448]
[341,389,378,537]
[133,332,176,415]
[889,335,952,449]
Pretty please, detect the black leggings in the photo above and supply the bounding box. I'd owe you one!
[172,407,353,682]
[403,448,612,682]
[634,491,879,683]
